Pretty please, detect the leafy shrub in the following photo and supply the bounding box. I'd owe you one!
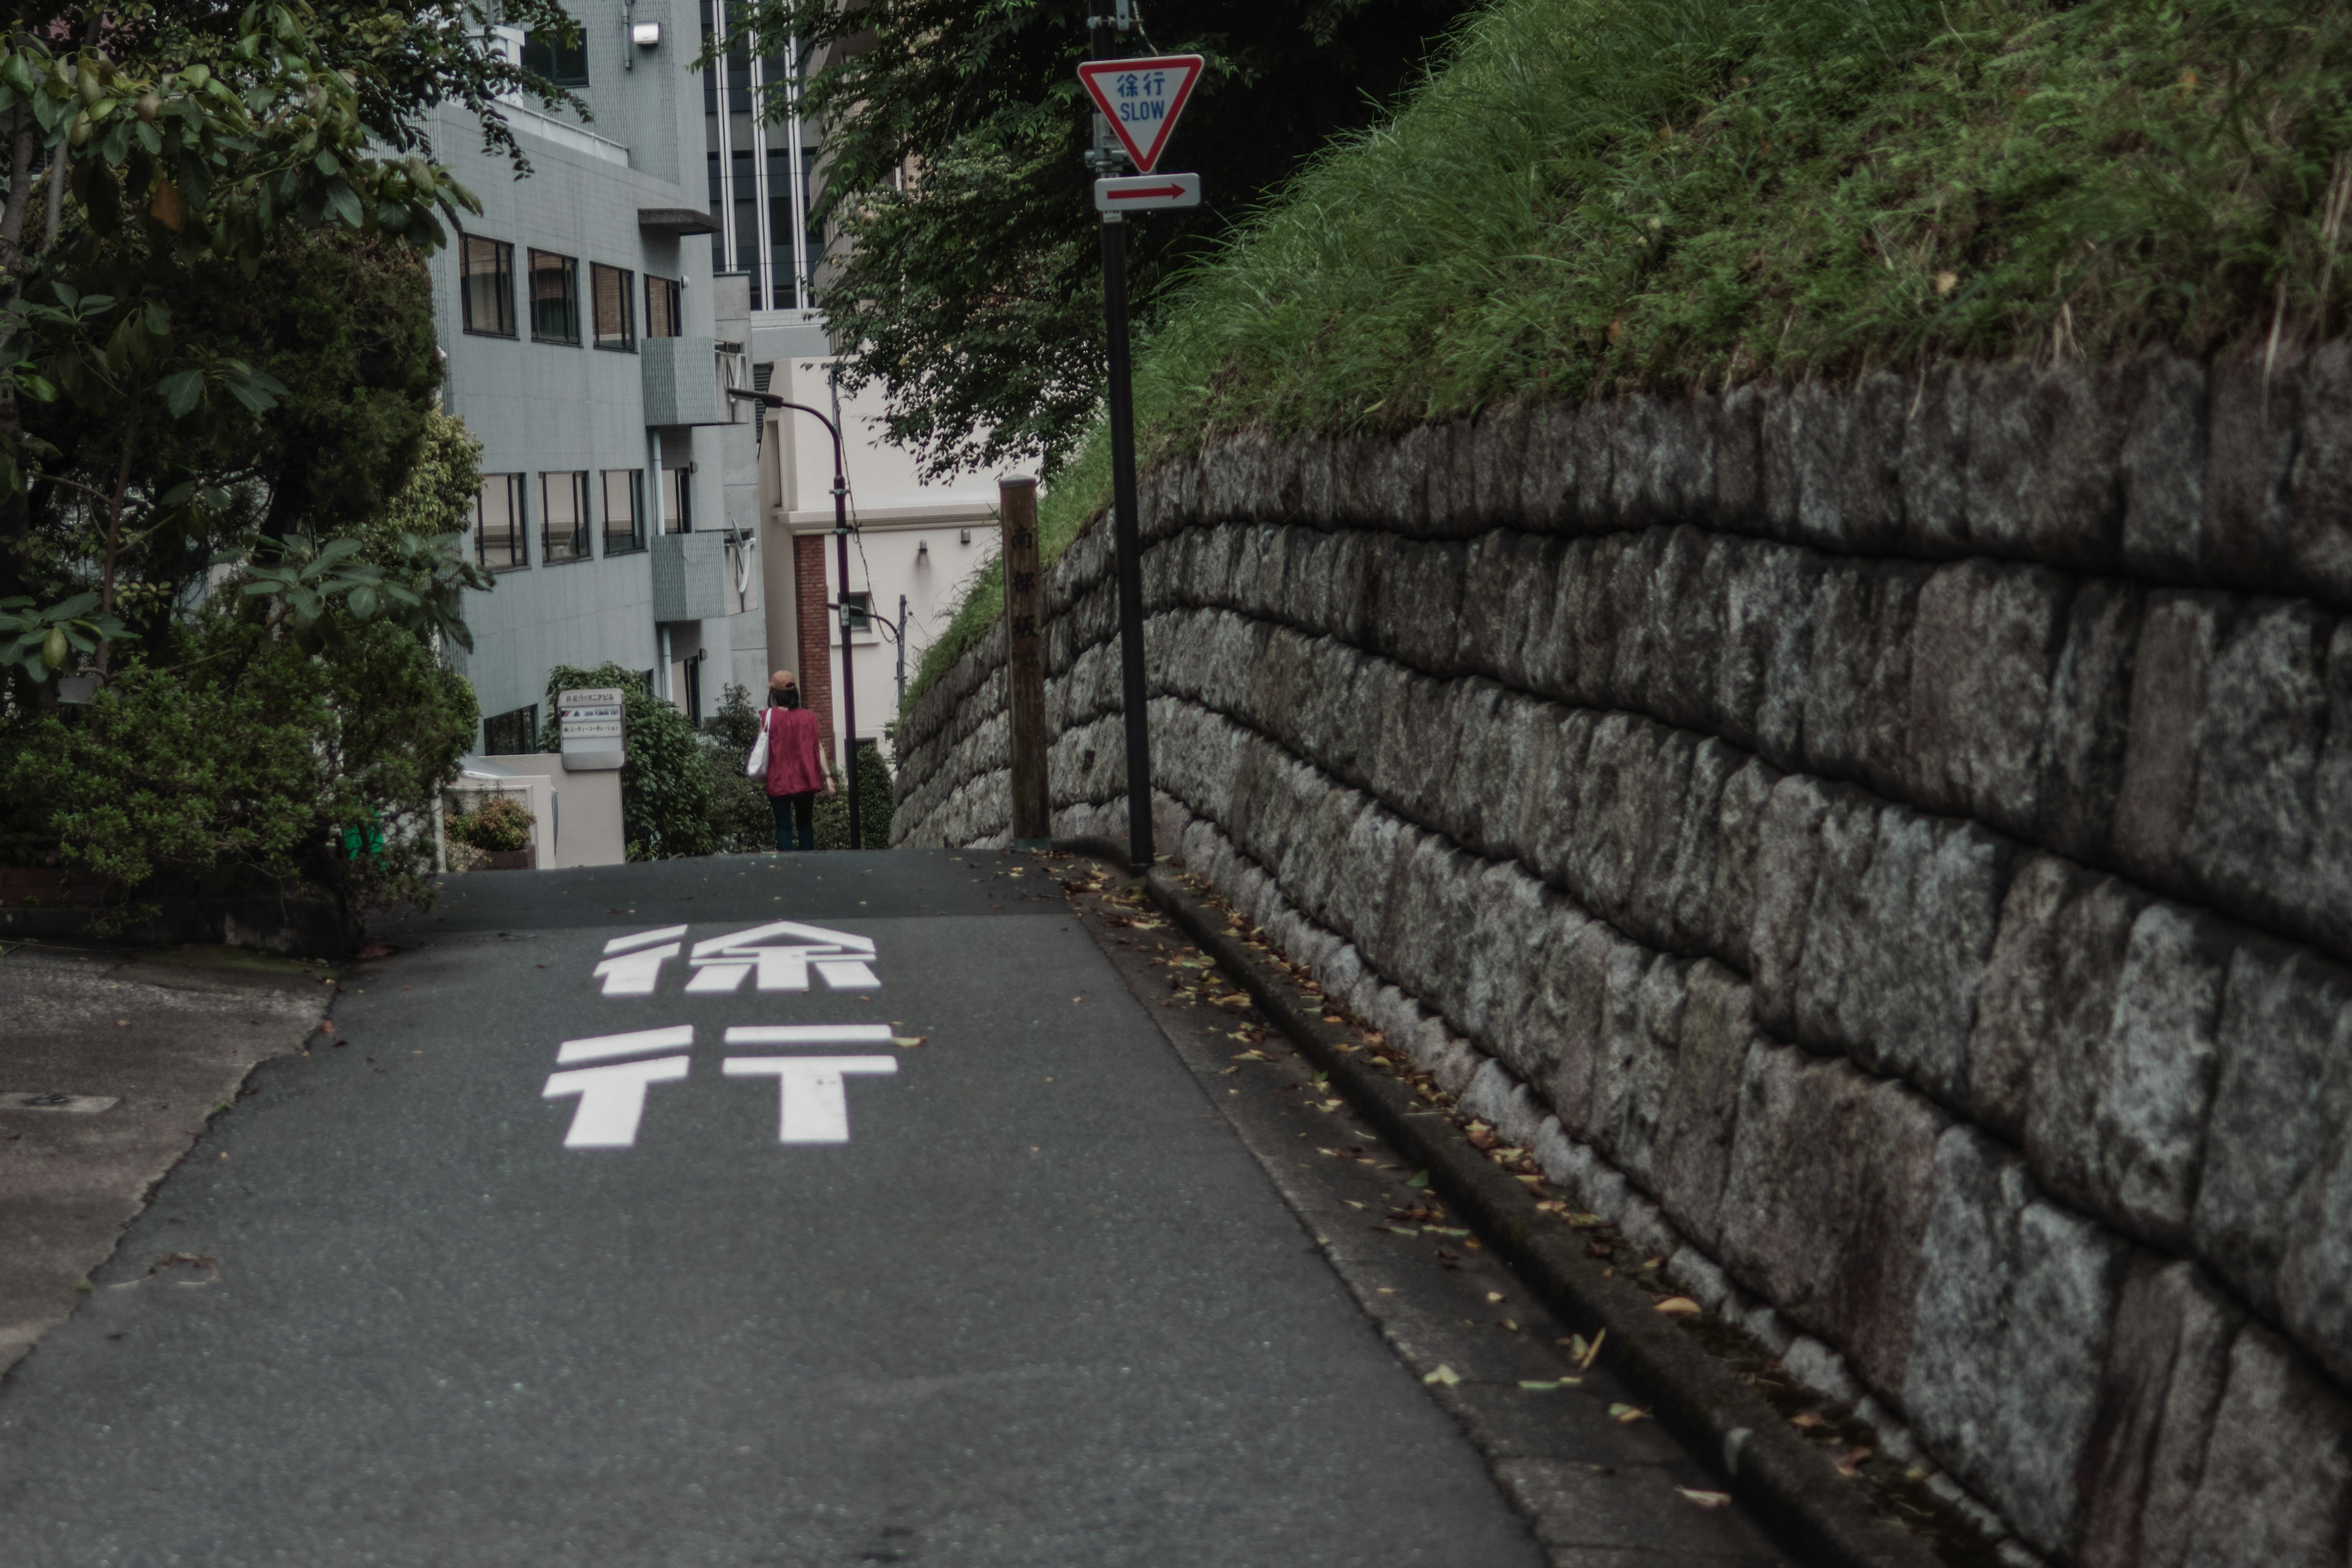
[537,663,714,860]
[814,741,894,851]
[701,684,777,854]
[1,608,477,923]
[450,796,534,853]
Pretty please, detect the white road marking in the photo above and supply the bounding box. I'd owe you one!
[556,1024,696,1065]
[691,920,875,958]
[722,1056,897,1143]
[684,962,754,993]
[542,1057,690,1147]
[812,958,880,989]
[592,943,679,997]
[603,925,689,956]
[721,1024,895,1046]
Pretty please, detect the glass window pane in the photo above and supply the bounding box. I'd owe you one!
[461,235,513,336]
[644,276,681,338]
[521,29,589,88]
[663,467,691,533]
[540,472,588,562]
[529,250,579,344]
[601,469,643,554]
[475,473,527,571]
[592,263,635,350]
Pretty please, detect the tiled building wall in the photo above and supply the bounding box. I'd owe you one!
[889,347,2352,1568]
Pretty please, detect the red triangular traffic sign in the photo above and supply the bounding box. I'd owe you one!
[1076,55,1204,175]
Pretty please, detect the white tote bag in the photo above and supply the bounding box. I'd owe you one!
[743,709,771,779]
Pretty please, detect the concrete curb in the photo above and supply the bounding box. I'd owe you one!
[1140,865,1946,1568]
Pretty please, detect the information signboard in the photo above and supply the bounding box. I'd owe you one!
[558,687,626,773]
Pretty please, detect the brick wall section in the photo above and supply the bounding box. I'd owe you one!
[889,346,2352,1568]
[791,532,837,766]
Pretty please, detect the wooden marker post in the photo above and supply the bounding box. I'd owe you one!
[1000,474,1050,850]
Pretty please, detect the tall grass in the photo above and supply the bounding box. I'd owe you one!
[907,0,2352,710]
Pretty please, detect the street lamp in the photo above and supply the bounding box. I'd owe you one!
[731,386,864,849]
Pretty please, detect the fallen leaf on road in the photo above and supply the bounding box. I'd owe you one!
[1609,1403,1650,1424]
[1578,1329,1608,1369]
[1229,1050,1271,1063]
[1677,1488,1733,1509]
[1833,1446,1874,1478]
[891,1036,928,1049]
[1405,1170,1430,1189]
[1485,1291,1506,1304]
[1422,1365,1461,1387]
[1654,1296,1702,1316]
[356,942,397,960]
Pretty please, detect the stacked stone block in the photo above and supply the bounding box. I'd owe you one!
[889,348,2352,1566]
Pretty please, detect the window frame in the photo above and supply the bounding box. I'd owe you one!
[539,470,592,564]
[600,469,645,556]
[473,473,529,573]
[458,233,516,338]
[481,704,540,756]
[591,262,636,352]
[519,29,589,88]
[527,248,582,345]
[644,274,682,339]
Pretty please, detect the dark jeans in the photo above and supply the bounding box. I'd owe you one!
[767,791,817,851]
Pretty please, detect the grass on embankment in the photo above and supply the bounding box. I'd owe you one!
[907,0,2352,712]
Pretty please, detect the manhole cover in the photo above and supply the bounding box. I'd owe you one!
[0,1091,119,1114]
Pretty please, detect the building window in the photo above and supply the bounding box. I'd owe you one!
[840,590,870,633]
[540,471,590,564]
[682,654,703,723]
[662,467,692,533]
[591,263,636,351]
[645,274,682,338]
[474,473,527,571]
[481,704,540,756]
[528,249,580,344]
[601,469,644,554]
[459,234,515,337]
[521,28,589,88]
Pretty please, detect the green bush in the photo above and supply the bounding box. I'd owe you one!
[700,684,892,852]
[537,662,714,861]
[814,741,894,851]
[1,608,477,922]
[701,684,776,854]
[451,796,534,853]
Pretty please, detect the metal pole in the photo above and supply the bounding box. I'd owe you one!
[833,459,859,850]
[1099,214,1153,875]
[1092,11,1153,876]
[897,593,908,710]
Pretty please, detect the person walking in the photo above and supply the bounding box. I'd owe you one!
[759,669,832,851]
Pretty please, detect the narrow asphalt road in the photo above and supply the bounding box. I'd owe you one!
[0,851,1552,1566]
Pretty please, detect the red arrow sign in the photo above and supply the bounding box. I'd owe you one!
[1076,55,1204,175]
[1107,183,1186,201]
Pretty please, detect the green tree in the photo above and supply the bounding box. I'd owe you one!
[726,0,1474,480]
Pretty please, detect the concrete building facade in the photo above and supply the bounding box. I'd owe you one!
[429,3,1001,766]
[427,0,768,750]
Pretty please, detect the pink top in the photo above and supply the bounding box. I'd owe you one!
[763,706,827,796]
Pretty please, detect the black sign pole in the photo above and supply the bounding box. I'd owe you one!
[1092,10,1155,877]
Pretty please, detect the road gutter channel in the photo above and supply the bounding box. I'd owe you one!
[1118,863,1951,1568]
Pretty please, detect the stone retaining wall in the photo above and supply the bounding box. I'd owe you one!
[891,347,2352,1567]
